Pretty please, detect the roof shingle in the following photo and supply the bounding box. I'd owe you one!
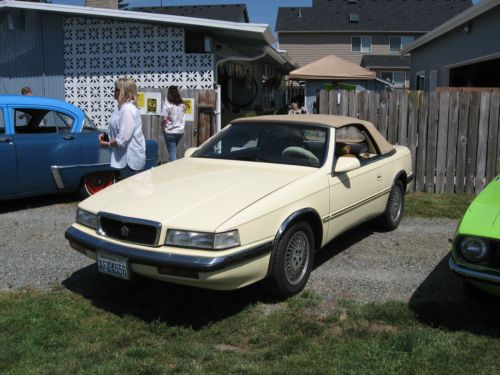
[276,0,472,32]
[134,4,249,23]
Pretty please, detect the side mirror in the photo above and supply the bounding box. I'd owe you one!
[334,156,361,173]
[184,147,198,158]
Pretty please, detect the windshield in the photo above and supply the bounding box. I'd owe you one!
[194,122,328,167]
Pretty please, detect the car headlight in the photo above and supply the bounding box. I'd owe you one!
[166,229,240,250]
[76,208,98,229]
[459,237,489,262]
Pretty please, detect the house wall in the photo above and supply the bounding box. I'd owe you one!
[278,32,422,67]
[0,10,215,128]
[409,4,500,89]
[0,11,65,99]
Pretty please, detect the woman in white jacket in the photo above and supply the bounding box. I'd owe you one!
[99,77,146,178]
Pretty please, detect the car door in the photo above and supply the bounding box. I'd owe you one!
[0,107,17,196]
[327,125,387,240]
[11,106,82,194]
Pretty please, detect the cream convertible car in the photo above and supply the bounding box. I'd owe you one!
[66,115,413,296]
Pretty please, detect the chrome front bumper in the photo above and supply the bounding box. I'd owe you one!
[65,226,273,273]
[449,256,500,284]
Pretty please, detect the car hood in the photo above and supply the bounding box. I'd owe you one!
[80,158,314,232]
[459,176,500,239]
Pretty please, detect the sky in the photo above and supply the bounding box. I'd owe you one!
[52,0,313,32]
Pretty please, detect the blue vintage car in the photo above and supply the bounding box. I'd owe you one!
[0,95,158,200]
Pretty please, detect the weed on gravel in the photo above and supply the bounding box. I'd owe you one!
[1,289,500,374]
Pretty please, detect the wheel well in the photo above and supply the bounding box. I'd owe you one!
[276,209,323,251]
[395,171,407,191]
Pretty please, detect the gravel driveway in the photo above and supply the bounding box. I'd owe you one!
[0,195,461,307]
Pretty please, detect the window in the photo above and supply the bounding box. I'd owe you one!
[14,108,74,134]
[0,109,4,134]
[335,125,379,163]
[195,123,328,168]
[389,36,415,53]
[349,13,359,23]
[381,71,407,88]
[352,36,372,53]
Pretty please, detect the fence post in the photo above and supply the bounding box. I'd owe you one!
[445,92,460,193]
[486,92,500,180]
[319,89,329,114]
[436,91,450,193]
[397,90,408,146]
[416,91,428,192]
[476,92,491,193]
[465,92,480,194]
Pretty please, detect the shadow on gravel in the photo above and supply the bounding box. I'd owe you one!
[0,193,78,214]
[314,222,376,269]
[409,253,500,338]
[63,264,279,329]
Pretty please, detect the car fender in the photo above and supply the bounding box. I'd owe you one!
[265,208,323,277]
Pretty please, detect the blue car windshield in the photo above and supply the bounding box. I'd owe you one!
[194,122,328,168]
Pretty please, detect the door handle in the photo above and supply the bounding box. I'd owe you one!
[63,135,74,140]
[377,172,382,181]
[0,136,13,143]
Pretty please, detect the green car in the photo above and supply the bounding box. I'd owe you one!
[449,175,500,297]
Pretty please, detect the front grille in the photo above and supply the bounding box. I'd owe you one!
[98,213,161,246]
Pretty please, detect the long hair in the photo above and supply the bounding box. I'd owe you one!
[115,77,138,106]
[167,86,183,106]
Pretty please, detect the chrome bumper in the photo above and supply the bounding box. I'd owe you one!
[65,226,273,273]
[449,256,500,284]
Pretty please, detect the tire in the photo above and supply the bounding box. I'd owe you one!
[378,179,404,231]
[79,171,116,199]
[265,222,315,297]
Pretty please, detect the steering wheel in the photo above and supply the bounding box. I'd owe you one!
[281,146,319,165]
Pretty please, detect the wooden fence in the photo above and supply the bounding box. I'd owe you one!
[140,88,216,163]
[317,89,500,194]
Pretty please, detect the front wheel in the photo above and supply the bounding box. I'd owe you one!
[265,222,315,297]
[80,171,116,199]
[377,179,404,231]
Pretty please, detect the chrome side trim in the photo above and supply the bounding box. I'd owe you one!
[65,226,273,272]
[322,187,391,223]
[97,211,162,246]
[51,162,111,170]
[449,257,500,284]
[50,166,65,189]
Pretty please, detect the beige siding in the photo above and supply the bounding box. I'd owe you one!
[279,32,422,67]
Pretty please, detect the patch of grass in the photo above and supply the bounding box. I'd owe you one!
[405,192,474,219]
[1,289,500,374]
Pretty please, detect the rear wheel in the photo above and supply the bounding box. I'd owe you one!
[265,222,315,297]
[80,171,116,199]
[377,179,404,231]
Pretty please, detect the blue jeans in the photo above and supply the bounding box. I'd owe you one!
[164,133,183,162]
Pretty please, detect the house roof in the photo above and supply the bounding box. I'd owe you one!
[360,55,411,69]
[289,55,376,80]
[133,4,249,23]
[276,0,472,33]
[403,0,500,53]
[0,0,273,45]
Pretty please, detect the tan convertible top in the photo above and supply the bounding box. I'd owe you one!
[232,114,395,155]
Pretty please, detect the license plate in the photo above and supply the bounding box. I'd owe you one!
[97,252,130,280]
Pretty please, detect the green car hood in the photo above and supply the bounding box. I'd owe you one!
[458,176,500,239]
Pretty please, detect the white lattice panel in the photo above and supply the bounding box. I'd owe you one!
[63,17,214,127]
